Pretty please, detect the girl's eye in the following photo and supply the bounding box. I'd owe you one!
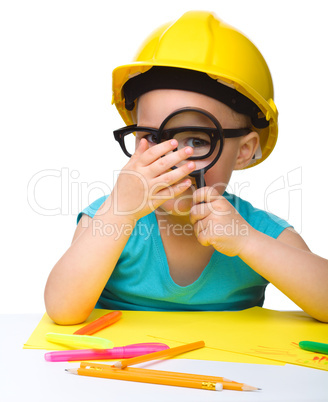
[143,133,157,144]
[186,137,209,148]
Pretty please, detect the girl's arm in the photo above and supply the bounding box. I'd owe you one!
[190,189,328,322]
[44,199,137,325]
[44,139,196,325]
[239,227,328,322]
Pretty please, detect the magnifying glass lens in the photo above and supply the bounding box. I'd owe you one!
[160,109,221,166]
[173,131,212,157]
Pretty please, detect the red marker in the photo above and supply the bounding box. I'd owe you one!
[74,311,122,335]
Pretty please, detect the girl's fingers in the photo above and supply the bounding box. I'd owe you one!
[192,186,221,205]
[133,139,194,179]
[152,179,193,206]
[135,139,179,165]
[132,137,150,158]
[151,146,194,176]
[190,203,212,225]
[152,160,196,192]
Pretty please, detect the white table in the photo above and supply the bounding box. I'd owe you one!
[1,314,327,402]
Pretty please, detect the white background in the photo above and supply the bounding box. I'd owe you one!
[1,0,327,314]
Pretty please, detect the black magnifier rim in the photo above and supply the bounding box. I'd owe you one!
[158,107,225,176]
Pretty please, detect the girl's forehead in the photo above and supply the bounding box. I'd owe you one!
[136,89,247,128]
[162,111,217,128]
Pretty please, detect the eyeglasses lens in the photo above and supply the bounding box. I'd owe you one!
[123,131,158,156]
[123,132,137,156]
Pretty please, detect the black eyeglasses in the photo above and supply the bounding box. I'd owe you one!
[113,108,250,187]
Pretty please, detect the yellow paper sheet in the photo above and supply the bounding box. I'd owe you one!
[24,307,328,370]
[141,308,328,371]
[24,309,274,364]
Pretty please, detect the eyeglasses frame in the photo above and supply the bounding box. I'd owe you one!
[113,107,251,187]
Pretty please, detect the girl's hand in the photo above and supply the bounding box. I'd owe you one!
[112,138,196,221]
[190,187,253,257]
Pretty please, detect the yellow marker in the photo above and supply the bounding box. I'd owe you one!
[46,333,114,349]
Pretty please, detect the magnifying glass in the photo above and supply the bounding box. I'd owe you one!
[114,107,250,188]
[158,108,224,188]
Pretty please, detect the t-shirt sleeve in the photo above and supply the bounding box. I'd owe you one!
[76,195,110,224]
[251,209,292,239]
[225,192,293,239]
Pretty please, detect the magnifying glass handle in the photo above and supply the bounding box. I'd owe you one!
[193,172,206,204]
[195,172,206,189]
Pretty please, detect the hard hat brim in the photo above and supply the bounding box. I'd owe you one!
[112,62,278,168]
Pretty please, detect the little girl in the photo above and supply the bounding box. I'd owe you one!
[44,11,328,324]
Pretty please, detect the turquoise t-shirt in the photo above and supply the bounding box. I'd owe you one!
[77,193,291,311]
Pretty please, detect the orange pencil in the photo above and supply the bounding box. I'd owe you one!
[81,361,231,382]
[80,362,260,391]
[113,340,205,369]
[66,366,224,391]
[73,311,122,335]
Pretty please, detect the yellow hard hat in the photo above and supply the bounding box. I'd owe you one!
[112,11,278,168]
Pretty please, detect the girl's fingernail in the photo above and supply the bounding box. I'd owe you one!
[187,162,195,169]
[170,139,178,147]
[185,147,193,155]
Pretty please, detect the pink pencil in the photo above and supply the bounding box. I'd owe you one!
[45,343,169,362]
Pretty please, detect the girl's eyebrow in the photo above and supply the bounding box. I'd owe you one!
[135,129,159,138]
